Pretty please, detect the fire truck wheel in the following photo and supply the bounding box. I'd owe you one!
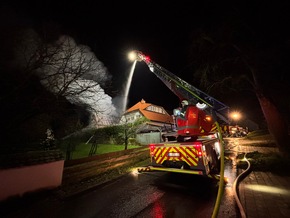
[209,148,220,174]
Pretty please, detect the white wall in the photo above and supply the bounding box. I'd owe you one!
[0,160,64,202]
[136,132,162,145]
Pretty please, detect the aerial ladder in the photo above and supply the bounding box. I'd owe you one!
[131,50,230,124]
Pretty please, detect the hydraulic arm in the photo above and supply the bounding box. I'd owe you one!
[133,50,230,124]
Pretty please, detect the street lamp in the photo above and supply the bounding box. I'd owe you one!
[230,111,241,125]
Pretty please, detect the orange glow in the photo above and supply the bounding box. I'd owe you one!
[230,111,241,121]
[205,115,212,122]
[224,177,229,183]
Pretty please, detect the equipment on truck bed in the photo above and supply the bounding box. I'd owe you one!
[129,51,230,180]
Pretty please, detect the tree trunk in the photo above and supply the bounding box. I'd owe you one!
[124,129,128,150]
[256,94,290,157]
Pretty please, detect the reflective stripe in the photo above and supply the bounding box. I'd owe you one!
[152,146,199,166]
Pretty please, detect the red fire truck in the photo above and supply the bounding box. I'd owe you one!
[132,51,230,180]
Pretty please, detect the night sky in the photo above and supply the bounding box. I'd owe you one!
[1,0,290,121]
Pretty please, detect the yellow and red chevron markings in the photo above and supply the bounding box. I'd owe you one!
[197,123,217,134]
[152,146,199,166]
[210,123,218,132]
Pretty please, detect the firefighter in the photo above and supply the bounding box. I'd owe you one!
[180,99,188,117]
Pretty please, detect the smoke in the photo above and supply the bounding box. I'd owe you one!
[40,35,125,126]
[0,7,128,133]
[13,29,126,127]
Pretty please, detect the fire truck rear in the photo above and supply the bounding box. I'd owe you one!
[146,104,222,177]
[148,138,221,176]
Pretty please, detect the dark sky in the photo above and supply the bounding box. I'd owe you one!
[1,0,290,118]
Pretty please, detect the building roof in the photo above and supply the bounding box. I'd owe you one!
[125,99,174,124]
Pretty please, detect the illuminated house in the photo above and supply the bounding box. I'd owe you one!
[120,99,174,133]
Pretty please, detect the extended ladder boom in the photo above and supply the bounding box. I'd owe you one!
[134,50,230,124]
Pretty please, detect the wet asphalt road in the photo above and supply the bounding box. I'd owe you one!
[5,165,237,218]
[3,140,239,218]
[17,174,218,218]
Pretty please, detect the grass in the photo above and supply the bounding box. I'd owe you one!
[236,130,290,175]
[60,143,142,160]
[242,130,277,147]
[236,151,290,175]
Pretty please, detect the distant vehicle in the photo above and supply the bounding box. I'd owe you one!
[221,125,248,138]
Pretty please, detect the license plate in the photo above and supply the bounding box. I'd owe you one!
[168,152,180,157]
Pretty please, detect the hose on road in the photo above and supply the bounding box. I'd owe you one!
[232,152,251,218]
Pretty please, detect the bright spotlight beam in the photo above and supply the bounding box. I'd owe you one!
[128,51,143,62]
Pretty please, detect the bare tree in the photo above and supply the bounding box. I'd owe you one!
[16,32,118,120]
[34,36,111,110]
[1,28,117,145]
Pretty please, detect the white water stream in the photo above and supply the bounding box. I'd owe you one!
[122,60,137,113]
